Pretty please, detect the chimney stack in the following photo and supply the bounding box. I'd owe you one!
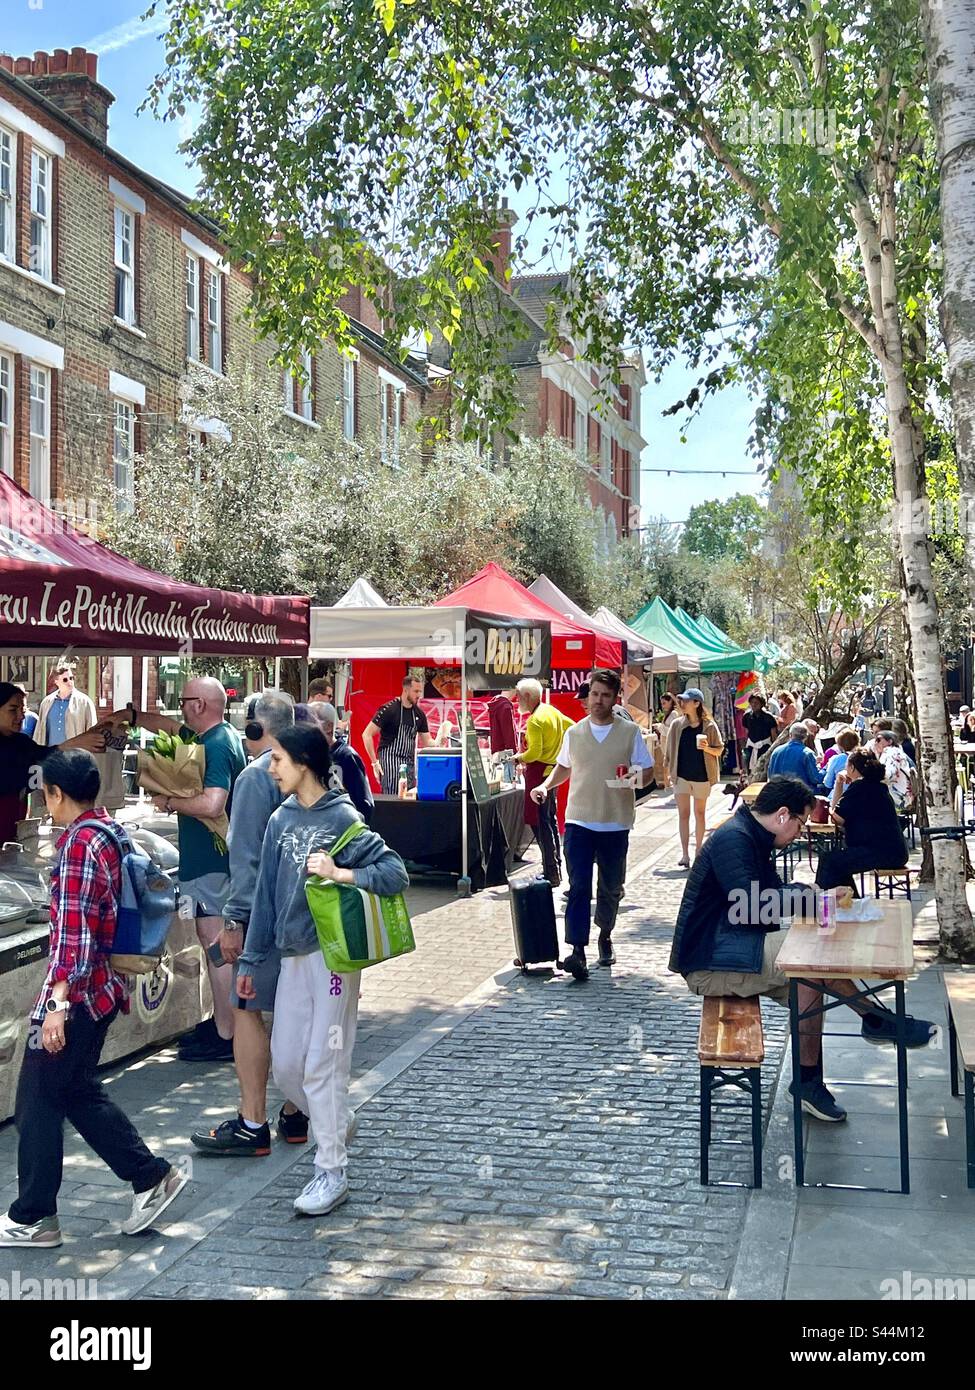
[0,48,115,143]
[489,198,519,291]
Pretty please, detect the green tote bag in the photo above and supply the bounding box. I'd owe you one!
[305,822,416,974]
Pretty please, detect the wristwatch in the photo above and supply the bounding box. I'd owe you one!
[224,919,246,934]
[45,998,69,1014]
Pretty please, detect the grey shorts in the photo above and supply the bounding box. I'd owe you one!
[178,872,231,919]
[685,928,791,1006]
[232,946,281,1013]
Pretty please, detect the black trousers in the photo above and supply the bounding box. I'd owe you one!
[533,793,563,885]
[816,845,907,891]
[9,1005,170,1225]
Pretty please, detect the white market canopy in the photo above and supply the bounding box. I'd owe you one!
[527,574,678,673]
[333,577,388,608]
[590,605,680,674]
[310,605,476,661]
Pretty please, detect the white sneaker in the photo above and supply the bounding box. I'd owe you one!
[293,1167,349,1217]
[121,1166,188,1236]
[0,1212,62,1247]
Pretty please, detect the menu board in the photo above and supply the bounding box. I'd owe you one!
[462,713,493,803]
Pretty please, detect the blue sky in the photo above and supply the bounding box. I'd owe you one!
[5,1,765,527]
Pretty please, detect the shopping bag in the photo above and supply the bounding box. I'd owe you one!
[305,822,416,973]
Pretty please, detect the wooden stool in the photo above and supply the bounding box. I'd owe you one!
[698,995,765,1189]
[869,868,920,901]
[944,973,975,1189]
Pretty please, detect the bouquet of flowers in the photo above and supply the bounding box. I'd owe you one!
[136,731,229,852]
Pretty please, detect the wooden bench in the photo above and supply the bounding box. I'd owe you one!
[698,995,765,1189]
[944,973,975,1189]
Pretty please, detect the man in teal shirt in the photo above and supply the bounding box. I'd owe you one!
[123,677,245,1061]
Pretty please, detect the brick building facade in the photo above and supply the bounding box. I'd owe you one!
[0,47,426,711]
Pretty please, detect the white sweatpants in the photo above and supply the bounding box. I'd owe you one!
[270,952,360,1172]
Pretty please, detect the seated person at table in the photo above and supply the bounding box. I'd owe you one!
[823,727,860,802]
[890,717,917,765]
[873,731,914,810]
[960,713,975,745]
[768,723,825,793]
[671,777,934,1128]
[819,750,907,882]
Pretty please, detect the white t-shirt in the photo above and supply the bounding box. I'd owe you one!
[556,720,654,832]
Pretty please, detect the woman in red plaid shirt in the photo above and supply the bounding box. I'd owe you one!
[0,750,187,1249]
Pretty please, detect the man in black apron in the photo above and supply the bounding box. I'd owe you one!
[362,674,433,793]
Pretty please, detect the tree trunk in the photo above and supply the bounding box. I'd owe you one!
[805,636,870,722]
[922,0,975,614]
[883,354,975,956]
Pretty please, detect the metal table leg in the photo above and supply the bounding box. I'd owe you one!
[789,978,804,1186]
[700,1066,712,1186]
[750,1069,763,1189]
[966,1071,975,1191]
[895,979,910,1194]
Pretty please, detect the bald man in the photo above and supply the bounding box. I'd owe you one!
[115,677,246,1061]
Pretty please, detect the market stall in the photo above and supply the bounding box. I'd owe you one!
[0,472,310,1120]
[308,595,552,890]
[528,573,659,725]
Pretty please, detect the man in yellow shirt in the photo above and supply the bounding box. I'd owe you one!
[516,678,574,887]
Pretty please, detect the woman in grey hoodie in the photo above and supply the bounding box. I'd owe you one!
[237,724,408,1217]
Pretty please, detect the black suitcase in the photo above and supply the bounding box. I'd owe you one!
[508,875,560,972]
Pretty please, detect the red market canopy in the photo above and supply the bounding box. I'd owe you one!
[436,563,623,669]
[0,474,309,656]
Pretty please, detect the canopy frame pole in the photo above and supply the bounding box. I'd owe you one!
[458,652,471,896]
[273,656,281,689]
[300,657,309,702]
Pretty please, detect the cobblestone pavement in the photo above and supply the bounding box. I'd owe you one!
[0,786,790,1300]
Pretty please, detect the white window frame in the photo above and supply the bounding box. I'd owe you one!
[29,363,50,500]
[0,351,11,476]
[113,398,135,514]
[185,252,200,361]
[574,400,588,461]
[600,425,612,482]
[30,149,51,282]
[342,353,356,440]
[282,366,293,412]
[380,378,406,464]
[114,204,135,326]
[297,349,313,421]
[0,126,14,264]
[207,269,223,371]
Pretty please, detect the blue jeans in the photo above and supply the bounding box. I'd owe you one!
[563,824,630,948]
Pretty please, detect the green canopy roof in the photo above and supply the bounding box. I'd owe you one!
[630,598,770,673]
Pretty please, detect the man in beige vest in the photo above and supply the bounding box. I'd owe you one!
[531,670,654,979]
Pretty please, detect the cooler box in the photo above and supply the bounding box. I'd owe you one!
[416,751,464,801]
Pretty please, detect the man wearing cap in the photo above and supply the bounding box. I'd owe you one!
[530,670,655,979]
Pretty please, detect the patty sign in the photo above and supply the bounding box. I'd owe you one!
[463,611,552,691]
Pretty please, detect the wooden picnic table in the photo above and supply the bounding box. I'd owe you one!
[777,900,914,1193]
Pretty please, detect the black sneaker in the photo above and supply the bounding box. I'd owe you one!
[178,1033,235,1063]
[177,1019,218,1052]
[191,1114,271,1156]
[789,1078,847,1122]
[597,933,616,967]
[560,949,589,981]
[861,1011,936,1048]
[276,1105,309,1145]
